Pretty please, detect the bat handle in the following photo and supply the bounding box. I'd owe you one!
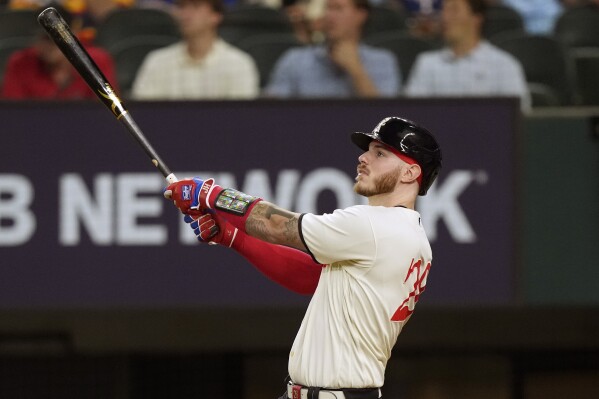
[165,173,178,184]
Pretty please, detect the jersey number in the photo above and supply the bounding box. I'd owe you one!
[391,258,430,322]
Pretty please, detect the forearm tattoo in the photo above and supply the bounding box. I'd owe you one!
[246,202,304,249]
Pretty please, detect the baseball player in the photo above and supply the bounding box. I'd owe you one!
[164,116,442,399]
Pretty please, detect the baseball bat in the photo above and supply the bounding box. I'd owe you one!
[37,7,177,184]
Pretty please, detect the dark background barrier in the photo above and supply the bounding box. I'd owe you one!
[0,99,598,399]
[0,98,518,307]
[521,115,599,304]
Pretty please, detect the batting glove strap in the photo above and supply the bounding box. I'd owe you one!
[196,178,222,210]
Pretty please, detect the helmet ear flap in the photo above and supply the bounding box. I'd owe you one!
[418,161,442,196]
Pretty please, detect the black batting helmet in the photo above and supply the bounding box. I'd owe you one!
[351,117,442,196]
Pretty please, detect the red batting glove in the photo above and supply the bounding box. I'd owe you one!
[165,177,262,235]
[183,212,238,247]
[163,177,223,214]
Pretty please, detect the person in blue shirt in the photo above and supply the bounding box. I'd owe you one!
[264,0,400,98]
[501,0,563,35]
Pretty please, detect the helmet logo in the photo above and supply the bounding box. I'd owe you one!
[373,117,394,135]
[400,132,416,152]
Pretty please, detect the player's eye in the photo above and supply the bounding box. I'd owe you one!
[376,151,384,157]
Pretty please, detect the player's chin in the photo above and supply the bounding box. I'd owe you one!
[353,181,369,196]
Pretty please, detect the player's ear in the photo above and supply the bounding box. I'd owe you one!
[401,164,421,184]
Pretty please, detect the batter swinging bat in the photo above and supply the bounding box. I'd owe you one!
[37,7,178,184]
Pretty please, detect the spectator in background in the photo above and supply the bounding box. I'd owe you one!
[501,0,563,35]
[401,0,442,14]
[282,0,317,44]
[75,0,134,43]
[405,0,531,111]
[131,0,259,100]
[400,0,443,39]
[558,0,599,10]
[1,3,118,99]
[264,0,400,98]
[7,0,44,9]
[7,0,134,43]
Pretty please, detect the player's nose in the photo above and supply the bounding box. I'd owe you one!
[358,152,369,164]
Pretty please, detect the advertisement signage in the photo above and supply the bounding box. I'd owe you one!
[0,99,519,307]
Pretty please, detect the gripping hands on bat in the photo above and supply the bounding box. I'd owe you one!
[167,178,321,295]
[164,177,262,243]
[163,177,262,216]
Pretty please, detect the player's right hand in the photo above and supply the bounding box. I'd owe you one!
[183,212,239,247]
[163,177,222,214]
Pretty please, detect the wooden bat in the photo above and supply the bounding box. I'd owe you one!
[37,7,178,184]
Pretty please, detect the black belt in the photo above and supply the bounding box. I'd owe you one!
[287,382,381,399]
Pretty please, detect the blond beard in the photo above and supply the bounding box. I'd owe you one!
[354,166,401,197]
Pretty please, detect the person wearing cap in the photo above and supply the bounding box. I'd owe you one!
[162,116,442,398]
[0,3,118,99]
[130,0,259,100]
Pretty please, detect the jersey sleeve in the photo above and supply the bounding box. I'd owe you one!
[299,206,376,266]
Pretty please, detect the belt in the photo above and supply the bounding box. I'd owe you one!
[287,383,381,399]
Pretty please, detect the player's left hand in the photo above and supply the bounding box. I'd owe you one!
[183,212,238,247]
[163,177,222,214]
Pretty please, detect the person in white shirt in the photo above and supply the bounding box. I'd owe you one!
[405,0,531,111]
[131,0,259,100]
[163,116,442,398]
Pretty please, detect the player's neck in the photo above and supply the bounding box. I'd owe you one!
[367,191,415,210]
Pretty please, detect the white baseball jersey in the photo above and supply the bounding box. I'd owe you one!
[290,205,432,389]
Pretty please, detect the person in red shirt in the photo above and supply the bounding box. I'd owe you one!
[0,3,118,100]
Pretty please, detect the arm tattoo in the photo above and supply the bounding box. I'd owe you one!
[245,203,271,241]
[246,202,304,249]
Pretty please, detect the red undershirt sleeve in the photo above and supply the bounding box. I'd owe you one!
[230,229,322,295]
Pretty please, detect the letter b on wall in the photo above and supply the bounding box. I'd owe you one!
[0,174,36,246]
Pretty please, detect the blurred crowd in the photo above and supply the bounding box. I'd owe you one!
[1,0,598,109]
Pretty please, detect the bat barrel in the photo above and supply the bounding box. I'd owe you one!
[37,7,176,183]
[37,7,126,118]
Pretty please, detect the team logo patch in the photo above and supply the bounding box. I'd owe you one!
[182,185,192,200]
